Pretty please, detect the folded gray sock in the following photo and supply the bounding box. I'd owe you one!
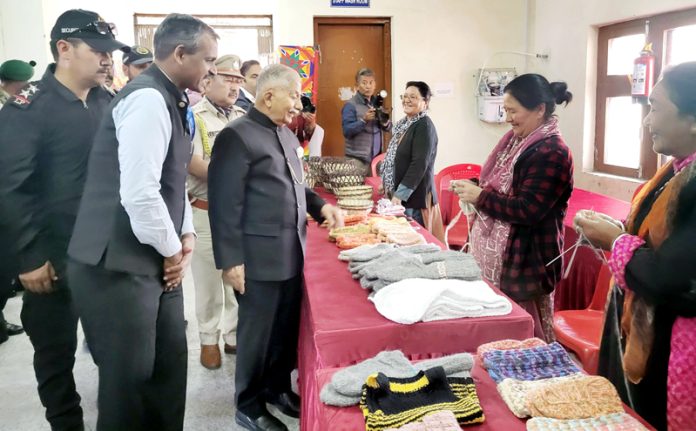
[327,350,416,399]
[413,353,475,377]
[396,243,442,254]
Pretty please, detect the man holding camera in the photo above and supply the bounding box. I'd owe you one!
[289,95,324,157]
[341,67,391,175]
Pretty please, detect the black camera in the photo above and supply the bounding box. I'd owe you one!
[301,95,316,114]
[372,90,390,124]
[373,89,387,109]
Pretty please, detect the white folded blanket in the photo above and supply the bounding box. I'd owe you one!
[369,278,512,324]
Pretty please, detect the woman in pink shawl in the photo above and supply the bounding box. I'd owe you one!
[454,74,574,342]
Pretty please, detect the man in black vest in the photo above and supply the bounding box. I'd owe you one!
[0,9,128,431]
[67,14,218,430]
[208,64,343,431]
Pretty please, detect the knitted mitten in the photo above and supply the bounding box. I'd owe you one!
[414,353,475,377]
[320,383,364,407]
[329,350,416,398]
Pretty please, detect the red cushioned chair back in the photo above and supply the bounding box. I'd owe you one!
[371,153,386,177]
[588,258,613,312]
[434,164,482,224]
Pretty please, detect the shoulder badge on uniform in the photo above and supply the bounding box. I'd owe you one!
[11,81,41,109]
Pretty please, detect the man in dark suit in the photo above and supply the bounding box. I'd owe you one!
[235,59,261,112]
[208,64,342,431]
[67,14,218,430]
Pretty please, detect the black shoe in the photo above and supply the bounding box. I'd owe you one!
[5,322,23,336]
[266,392,300,418]
[234,411,288,431]
[0,331,7,345]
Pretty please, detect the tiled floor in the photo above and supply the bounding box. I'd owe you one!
[0,272,299,431]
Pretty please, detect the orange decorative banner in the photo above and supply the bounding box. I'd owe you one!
[278,45,318,102]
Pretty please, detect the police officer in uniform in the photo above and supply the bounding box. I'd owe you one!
[0,9,128,431]
[0,59,36,108]
[0,59,36,344]
[188,54,246,369]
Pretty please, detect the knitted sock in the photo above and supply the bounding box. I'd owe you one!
[320,383,363,407]
[413,353,474,377]
[329,350,416,398]
[496,374,584,418]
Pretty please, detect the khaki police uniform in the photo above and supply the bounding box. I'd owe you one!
[189,96,246,348]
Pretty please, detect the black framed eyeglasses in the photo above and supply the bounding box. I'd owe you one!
[71,21,117,37]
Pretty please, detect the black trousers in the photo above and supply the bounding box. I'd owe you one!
[20,280,84,431]
[235,275,303,417]
[68,261,187,431]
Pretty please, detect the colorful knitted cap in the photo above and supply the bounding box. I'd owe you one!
[476,337,547,362]
[482,342,581,383]
[526,375,624,419]
[359,366,484,431]
[526,413,648,430]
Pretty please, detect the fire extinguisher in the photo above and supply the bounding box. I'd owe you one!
[632,43,654,103]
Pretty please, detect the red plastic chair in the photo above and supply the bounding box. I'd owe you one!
[371,153,386,177]
[553,258,612,375]
[434,164,482,248]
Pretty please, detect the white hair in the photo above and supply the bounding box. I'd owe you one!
[255,64,300,99]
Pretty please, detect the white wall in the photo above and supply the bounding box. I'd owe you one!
[530,0,696,201]
[0,0,534,172]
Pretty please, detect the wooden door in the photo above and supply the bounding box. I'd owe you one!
[314,17,392,157]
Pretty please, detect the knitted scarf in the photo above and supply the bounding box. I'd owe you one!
[621,158,696,383]
[470,117,561,286]
[382,111,428,194]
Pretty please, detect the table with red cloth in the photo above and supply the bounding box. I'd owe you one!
[554,189,631,310]
[298,188,535,430]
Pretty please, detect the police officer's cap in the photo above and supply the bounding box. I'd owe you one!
[215,55,245,80]
[51,9,130,53]
[0,60,36,82]
[123,46,154,66]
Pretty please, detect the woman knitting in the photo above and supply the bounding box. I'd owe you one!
[576,61,696,431]
[453,74,574,342]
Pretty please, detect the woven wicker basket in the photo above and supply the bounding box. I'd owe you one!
[334,185,373,200]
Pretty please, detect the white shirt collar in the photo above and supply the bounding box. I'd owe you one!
[241,86,256,102]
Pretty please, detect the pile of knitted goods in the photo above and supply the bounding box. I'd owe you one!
[477,338,648,430]
[339,243,481,292]
[328,216,426,249]
[319,350,484,431]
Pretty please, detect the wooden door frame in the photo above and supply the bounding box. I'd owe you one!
[313,16,393,151]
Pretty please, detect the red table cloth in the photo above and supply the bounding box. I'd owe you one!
[298,190,535,430]
[308,362,655,431]
[554,189,631,310]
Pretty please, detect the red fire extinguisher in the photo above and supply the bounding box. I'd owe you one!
[632,43,654,102]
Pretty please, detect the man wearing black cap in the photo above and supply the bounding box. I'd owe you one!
[121,45,153,82]
[0,9,129,431]
[68,13,218,430]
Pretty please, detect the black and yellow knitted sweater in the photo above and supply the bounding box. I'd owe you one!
[359,366,485,431]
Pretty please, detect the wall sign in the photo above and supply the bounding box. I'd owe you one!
[331,0,370,7]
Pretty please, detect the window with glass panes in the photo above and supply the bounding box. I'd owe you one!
[595,8,696,179]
